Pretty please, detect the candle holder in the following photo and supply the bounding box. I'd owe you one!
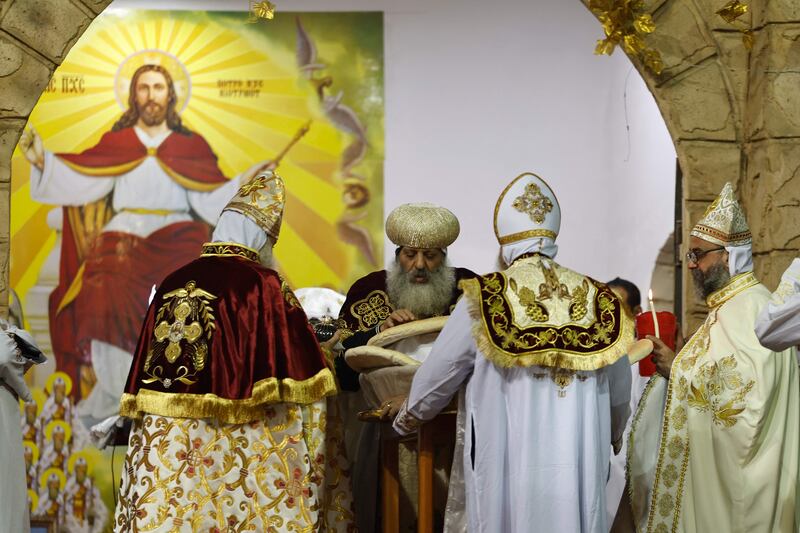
[634,311,677,376]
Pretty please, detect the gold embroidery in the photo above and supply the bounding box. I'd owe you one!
[512,182,553,224]
[461,255,633,371]
[115,401,355,532]
[569,279,590,321]
[200,241,260,263]
[281,279,301,309]
[687,355,754,427]
[706,271,759,308]
[350,290,393,330]
[530,367,588,397]
[145,281,217,388]
[510,277,549,322]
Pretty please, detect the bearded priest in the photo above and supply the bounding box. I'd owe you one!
[336,203,477,389]
[392,173,634,532]
[624,183,799,533]
[115,172,355,531]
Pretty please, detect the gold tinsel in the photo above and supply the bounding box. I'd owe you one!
[247,1,275,23]
[716,0,753,50]
[589,0,664,75]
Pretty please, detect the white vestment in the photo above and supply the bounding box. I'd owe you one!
[0,385,30,532]
[395,299,631,532]
[29,127,242,420]
[629,272,800,532]
[755,258,800,351]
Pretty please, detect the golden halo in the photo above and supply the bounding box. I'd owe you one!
[44,420,72,444]
[114,49,191,113]
[67,451,94,476]
[45,371,72,396]
[27,489,38,512]
[23,440,40,463]
[20,386,46,415]
[40,467,66,491]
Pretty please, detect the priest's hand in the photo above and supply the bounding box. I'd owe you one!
[648,335,676,379]
[380,309,417,331]
[20,127,44,171]
[378,395,407,420]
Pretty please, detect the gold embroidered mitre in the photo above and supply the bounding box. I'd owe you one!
[690,182,751,247]
[494,172,560,245]
[222,171,285,240]
[460,255,633,371]
[385,203,460,249]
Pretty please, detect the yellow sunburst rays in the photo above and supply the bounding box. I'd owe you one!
[12,11,355,308]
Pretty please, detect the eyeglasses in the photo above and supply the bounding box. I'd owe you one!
[685,246,725,264]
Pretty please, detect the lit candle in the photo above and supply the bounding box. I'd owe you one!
[648,289,660,338]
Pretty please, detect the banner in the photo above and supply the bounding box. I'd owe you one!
[11,9,384,531]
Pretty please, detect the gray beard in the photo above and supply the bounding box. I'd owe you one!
[692,261,731,299]
[386,261,457,318]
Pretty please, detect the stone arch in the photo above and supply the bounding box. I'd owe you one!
[582,0,800,330]
[0,0,113,316]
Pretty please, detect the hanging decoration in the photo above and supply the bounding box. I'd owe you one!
[247,0,276,23]
[589,0,664,76]
[716,0,753,50]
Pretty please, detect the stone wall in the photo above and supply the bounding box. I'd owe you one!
[0,0,112,318]
[583,0,800,332]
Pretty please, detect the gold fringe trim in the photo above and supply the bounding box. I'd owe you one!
[60,156,146,177]
[154,158,228,192]
[459,277,634,371]
[119,368,337,424]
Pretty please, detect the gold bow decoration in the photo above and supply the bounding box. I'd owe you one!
[715,0,753,50]
[589,0,664,75]
[247,0,276,23]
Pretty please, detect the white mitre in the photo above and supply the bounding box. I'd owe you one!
[690,182,753,276]
[494,172,560,264]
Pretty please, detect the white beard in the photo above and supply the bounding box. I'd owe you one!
[386,261,457,318]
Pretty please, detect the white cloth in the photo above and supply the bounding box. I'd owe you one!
[30,126,243,237]
[756,258,800,351]
[211,211,268,251]
[394,299,631,533]
[605,363,650,524]
[0,385,30,532]
[726,243,753,276]
[500,236,558,266]
[0,331,30,402]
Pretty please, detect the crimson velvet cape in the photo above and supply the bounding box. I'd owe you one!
[120,244,337,423]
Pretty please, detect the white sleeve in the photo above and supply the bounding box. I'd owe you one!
[393,299,477,435]
[608,355,632,450]
[755,258,800,351]
[186,173,244,225]
[30,151,115,205]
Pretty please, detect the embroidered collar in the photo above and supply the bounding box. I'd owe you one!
[706,271,759,309]
[200,242,260,263]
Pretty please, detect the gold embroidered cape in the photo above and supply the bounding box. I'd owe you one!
[634,272,799,532]
[460,254,633,371]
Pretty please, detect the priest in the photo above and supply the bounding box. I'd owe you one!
[393,172,634,532]
[626,183,799,532]
[337,202,477,389]
[115,171,355,531]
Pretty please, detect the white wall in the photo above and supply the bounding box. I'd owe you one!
[113,0,676,300]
